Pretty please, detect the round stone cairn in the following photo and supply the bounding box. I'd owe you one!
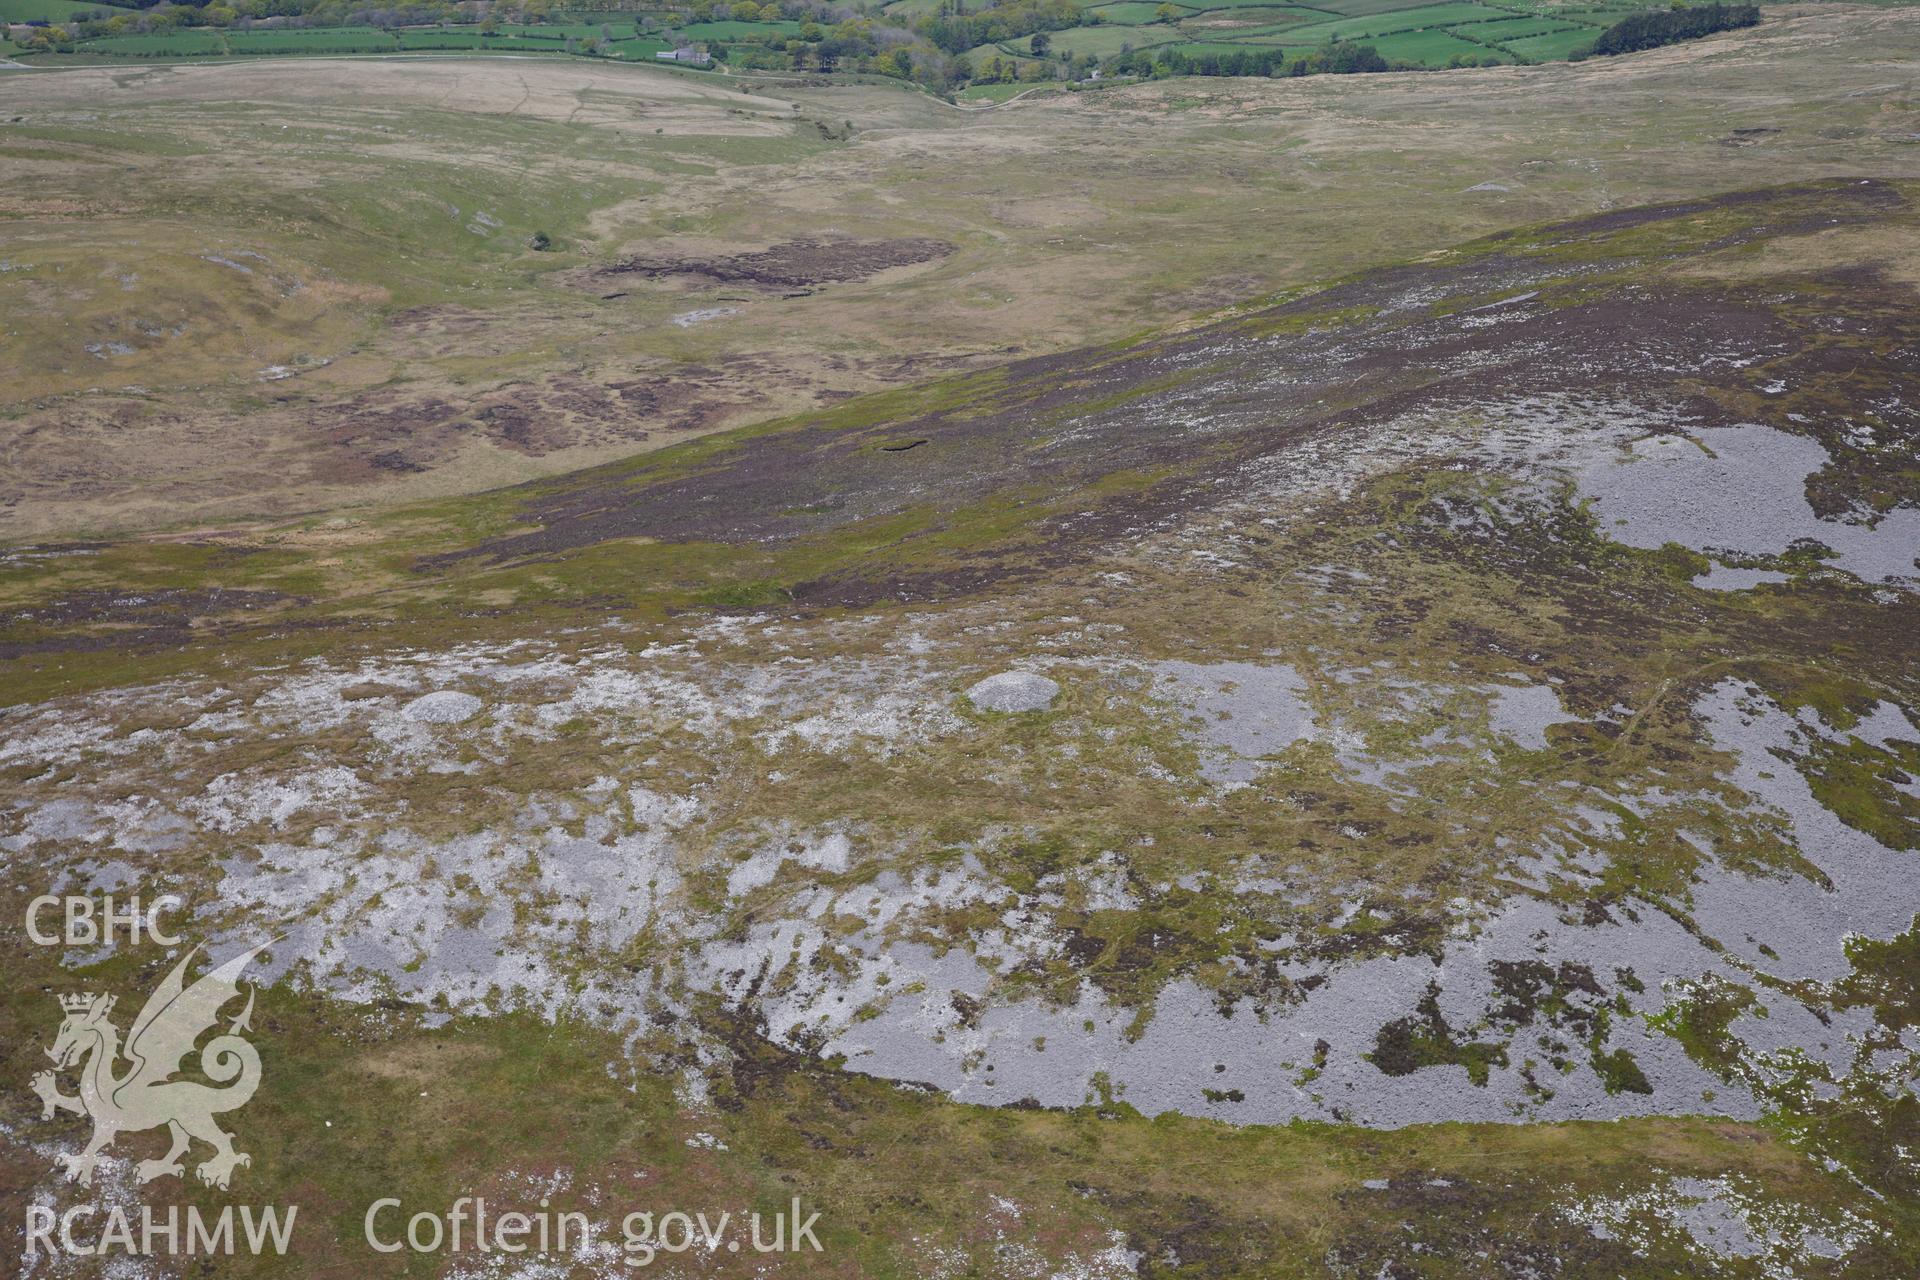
[401,690,484,724]
[965,670,1060,713]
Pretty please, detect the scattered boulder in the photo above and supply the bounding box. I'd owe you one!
[966,670,1059,713]
[402,691,484,724]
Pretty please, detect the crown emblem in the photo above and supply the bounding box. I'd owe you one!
[58,993,99,1013]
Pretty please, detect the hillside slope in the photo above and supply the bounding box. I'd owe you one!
[4,180,1918,1275]
[4,2,1917,538]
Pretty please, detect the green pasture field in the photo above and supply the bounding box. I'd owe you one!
[392,29,498,48]
[74,29,225,53]
[399,22,637,40]
[1306,0,1462,16]
[1499,24,1599,56]
[1090,0,1188,20]
[1368,25,1512,59]
[1182,0,1334,9]
[1178,5,1329,32]
[1044,23,1183,56]
[478,22,618,38]
[1155,0,1634,67]
[0,0,126,20]
[956,78,1064,98]
[1458,15,1595,39]
[678,18,801,38]
[1279,3,1518,43]
[1222,16,1346,40]
[607,33,685,56]
[396,30,598,51]
[1538,4,1643,17]
[225,27,395,53]
[965,39,1030,60]
[393,29,498,48]
[1165,37,1277,54]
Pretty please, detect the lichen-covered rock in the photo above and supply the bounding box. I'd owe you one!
[965,670,1059,713]
[402,690,484,724]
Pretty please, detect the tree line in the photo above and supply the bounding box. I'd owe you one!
[16,0,1765,93]
[1588,2,1758,56]
[916,0,1080,55]
[1107,39,1388,79]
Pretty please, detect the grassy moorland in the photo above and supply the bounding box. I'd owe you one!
[2,6,1917,540]
[3,174,1918,1275]
[1,11,1917,1279]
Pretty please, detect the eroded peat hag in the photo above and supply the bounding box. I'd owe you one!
[411,181,1918,594]
[581,237,959,293]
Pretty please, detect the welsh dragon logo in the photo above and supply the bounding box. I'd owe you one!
[31,940,272,1191]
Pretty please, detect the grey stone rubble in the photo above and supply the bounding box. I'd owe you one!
[5,625,1913,1134]
[966,670,1060,713]
[2,341,1914,1136]
[1575,423,1920,587]
[401,690,485,724]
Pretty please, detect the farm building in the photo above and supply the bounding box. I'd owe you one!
[655,45,710,64]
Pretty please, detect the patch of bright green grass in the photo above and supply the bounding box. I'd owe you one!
[1500,25,1599,59]
[1091,0,1191,21]
[1277,2,1519,43]
[1043,23,1184,56]
[1369,25,1514,62]
[957,79,1062,100]
[1462,14,1596,39]
[678,17,801,37]
[225,26,397,53]
[0,0,127,19]
[74,29,225,54]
